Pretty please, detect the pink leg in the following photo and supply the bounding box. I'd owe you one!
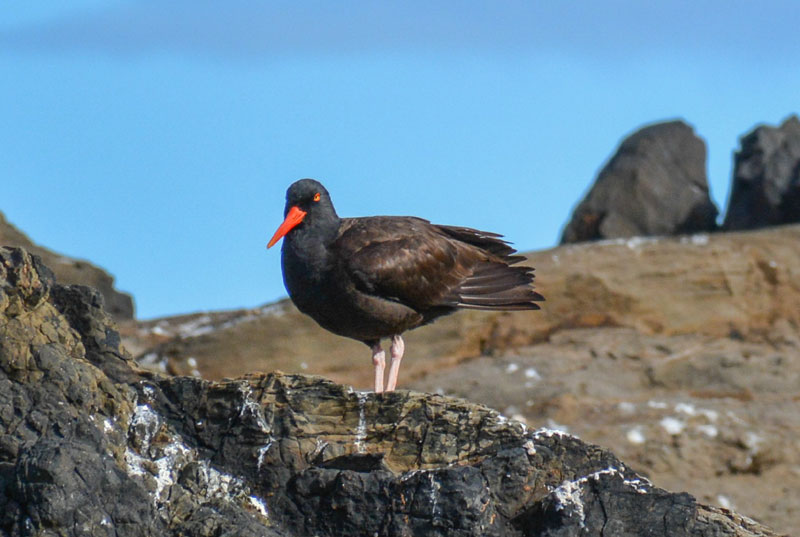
[385,335,405,392]
[371,342,386,393]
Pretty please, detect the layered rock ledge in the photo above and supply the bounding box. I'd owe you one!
[0,247,780,536]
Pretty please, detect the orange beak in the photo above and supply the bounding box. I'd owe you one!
[267,206,307,249]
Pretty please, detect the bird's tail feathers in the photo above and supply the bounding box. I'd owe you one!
[449,262,544,311]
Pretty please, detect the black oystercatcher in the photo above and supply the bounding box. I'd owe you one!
[267,179,544,393]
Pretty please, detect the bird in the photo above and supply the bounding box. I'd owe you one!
[267,178,544,393]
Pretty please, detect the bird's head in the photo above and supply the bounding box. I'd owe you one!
[267,178,337,248]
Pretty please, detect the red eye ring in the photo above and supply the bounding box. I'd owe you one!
[313,192,321,202]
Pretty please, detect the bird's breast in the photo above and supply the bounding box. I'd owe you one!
[280,241,423,342]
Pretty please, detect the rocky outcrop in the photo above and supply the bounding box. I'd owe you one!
[0,210,134,320]
[724,115,800,231]
[561,120,718,243]
[121,226,800,534]
[0,246,779,536]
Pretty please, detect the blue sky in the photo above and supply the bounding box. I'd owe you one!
[3,1,799,319]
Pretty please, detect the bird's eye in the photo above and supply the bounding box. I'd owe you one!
[313,193,321,202]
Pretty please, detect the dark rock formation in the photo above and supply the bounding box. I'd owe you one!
[723,115,800,231]
[0,246,779,536]
[561,120,719,243]
[0,210,134,320]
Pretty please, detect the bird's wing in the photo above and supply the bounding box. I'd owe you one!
[336,217,543,312]
[433,224,520,260]
[335,217,476,310]
[429,224,544,310]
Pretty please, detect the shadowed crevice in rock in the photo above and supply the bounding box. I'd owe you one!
[0,246,779,536]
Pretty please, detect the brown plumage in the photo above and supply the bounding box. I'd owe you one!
[268,179,544,392]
